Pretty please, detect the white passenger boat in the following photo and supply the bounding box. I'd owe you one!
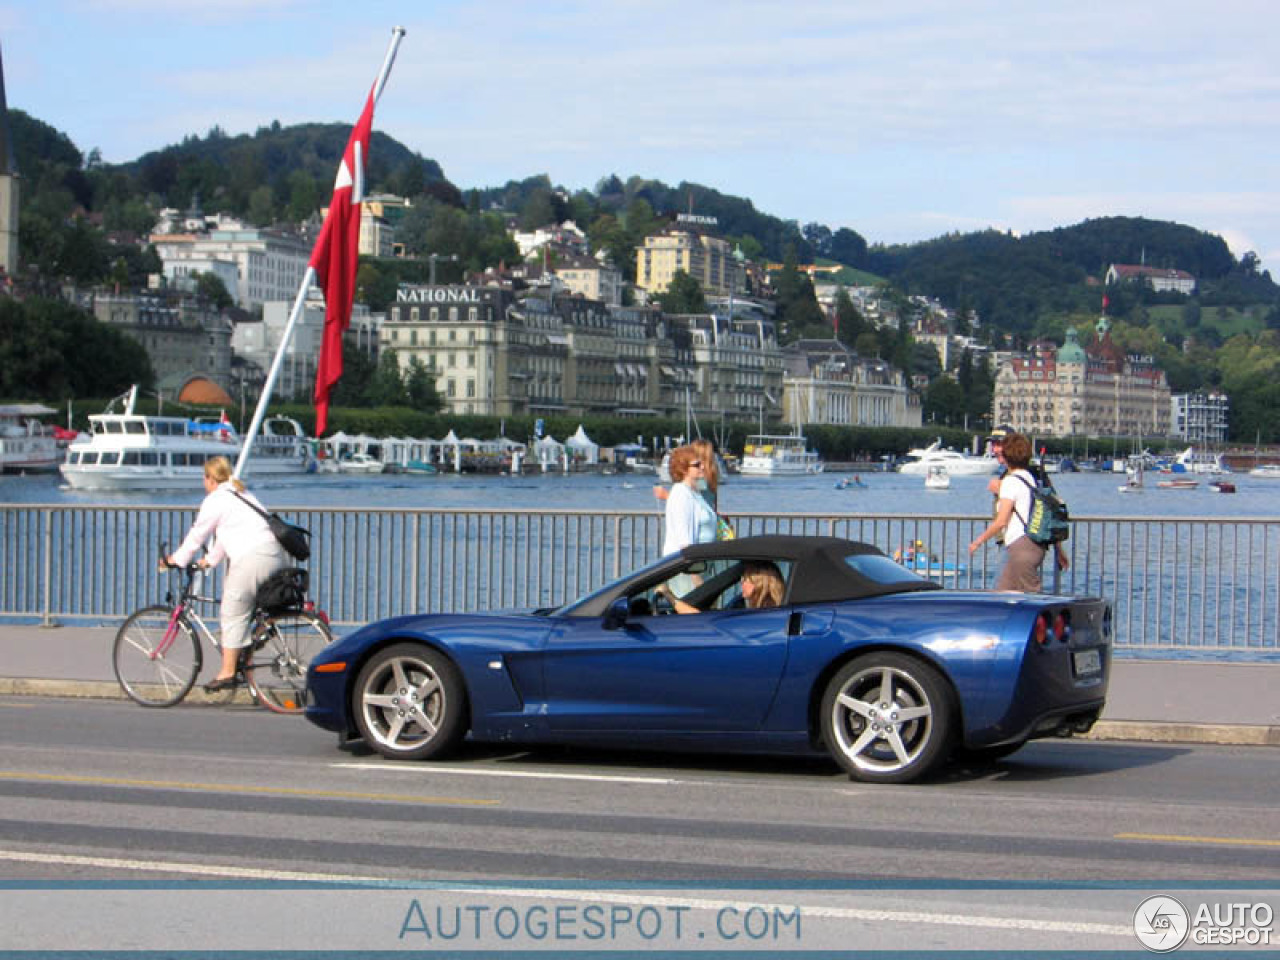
[59,387,311,490]
[1248,463,1280,478]
[896,439,1000,477]
[0,404,59,473]
[739,434,824,477]
[924,464,951,490]
[1169,446,1229,475]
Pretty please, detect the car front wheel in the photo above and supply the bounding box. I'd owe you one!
[820,653,954,784]
[353,643,467,761]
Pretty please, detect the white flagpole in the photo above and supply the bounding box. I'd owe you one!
[235,26,406,480]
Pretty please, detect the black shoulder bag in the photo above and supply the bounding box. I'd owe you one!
[232,490,311,562]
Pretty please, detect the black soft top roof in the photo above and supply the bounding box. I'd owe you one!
[677,535,940,604]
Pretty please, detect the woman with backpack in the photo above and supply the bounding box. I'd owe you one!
[968,432,1067,592]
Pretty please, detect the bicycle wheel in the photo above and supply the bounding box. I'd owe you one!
[113,605,201,707]
[245,610,334,714]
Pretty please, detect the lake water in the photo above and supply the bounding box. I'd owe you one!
[2,467,1276,520]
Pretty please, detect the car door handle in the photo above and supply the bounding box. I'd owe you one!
[788,610,834,636]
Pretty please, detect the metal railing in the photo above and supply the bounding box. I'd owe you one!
[2,504,1277,654]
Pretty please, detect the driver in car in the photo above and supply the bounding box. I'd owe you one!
[669,561,784,613]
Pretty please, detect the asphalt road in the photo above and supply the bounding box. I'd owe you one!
[2,695,1278,952]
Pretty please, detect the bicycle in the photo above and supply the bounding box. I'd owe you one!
[112,552,334,713]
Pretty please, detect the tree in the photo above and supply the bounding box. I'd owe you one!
[368,349,410,406]
[834,289,866,347]
[329,340,378,407]
[829,227,867,268]
[854,331,881,358]
[404,356,442,412]
[922,375,965,426]
[247,185,275,226]
[773,245,828,343]
[802,222,832,258]
[286,170,320,221]
[0,296,152,399]
[656,270,707,314]
[196,272,234,310]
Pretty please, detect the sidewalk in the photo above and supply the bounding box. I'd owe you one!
[1,624,1277,745]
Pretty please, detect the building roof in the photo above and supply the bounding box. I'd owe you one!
[1109,263,1195,281]
[177,376,234,406]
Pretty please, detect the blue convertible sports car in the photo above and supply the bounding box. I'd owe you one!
[305,535,1112,784]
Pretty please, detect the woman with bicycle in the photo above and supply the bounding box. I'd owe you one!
[165,455,287,692]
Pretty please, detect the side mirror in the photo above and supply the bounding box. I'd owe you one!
[603,597,630,631]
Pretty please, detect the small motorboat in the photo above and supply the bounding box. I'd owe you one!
[1157,478,1199,490]
[924,464,951,490]
[1209,479,1236,493]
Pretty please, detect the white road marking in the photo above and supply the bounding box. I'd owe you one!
[330,761,678,784]
[0,850,1131,937]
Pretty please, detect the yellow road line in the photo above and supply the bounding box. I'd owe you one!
[1116,831,1280,849]
[0,770,498,807]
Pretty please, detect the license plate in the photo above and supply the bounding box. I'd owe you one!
[1073,648,1102,676]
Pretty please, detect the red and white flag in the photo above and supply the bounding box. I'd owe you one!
[311,90,376,437]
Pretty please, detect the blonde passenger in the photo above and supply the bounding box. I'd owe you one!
[740,561,784,609]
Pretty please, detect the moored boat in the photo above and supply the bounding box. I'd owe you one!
[335,452,386,474]
[1248,463,1280,478]
[739,434,824,477]
[59,387,311,490]
[896,439,999,476]
[0,404,59,473]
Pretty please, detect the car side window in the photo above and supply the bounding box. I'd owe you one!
[633,558,792,614]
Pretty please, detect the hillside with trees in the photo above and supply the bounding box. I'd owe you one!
[7,109,1279,439]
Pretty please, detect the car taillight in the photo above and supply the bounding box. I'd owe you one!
[1053,611,1071,642]
[1033,613,1050,646]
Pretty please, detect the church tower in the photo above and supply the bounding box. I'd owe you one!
[0,43,20,275]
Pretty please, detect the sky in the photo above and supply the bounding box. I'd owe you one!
[3,0,1278,271]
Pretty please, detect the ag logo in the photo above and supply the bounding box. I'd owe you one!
[1134,895,1190,952]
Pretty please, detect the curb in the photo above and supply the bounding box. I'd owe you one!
[1087,720,1280,747]
[0,678,257,706]
[4,678,1280,746]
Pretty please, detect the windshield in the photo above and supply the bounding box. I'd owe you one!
[551,554,674,617]
[846,554,931,585]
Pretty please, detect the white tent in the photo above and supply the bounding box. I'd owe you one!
[565,424,599,464]
[534,434,566,470]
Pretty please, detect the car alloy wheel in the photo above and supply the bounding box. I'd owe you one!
[821,652,954,784]
[353,642,467,761]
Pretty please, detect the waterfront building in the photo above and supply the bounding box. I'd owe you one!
[91,289,234,393]
[384,283,784,422]
[1105,263,1197,295]
[384,284,521,416]
[635,223,742,299]
[993,319,1171,438]
[1170,391,1229,444]
[667,312,785,424]
[781,339,920,428]
[150,227,311,311]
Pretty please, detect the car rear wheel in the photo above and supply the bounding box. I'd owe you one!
[821,653,954,784]
[353,643,467,761]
